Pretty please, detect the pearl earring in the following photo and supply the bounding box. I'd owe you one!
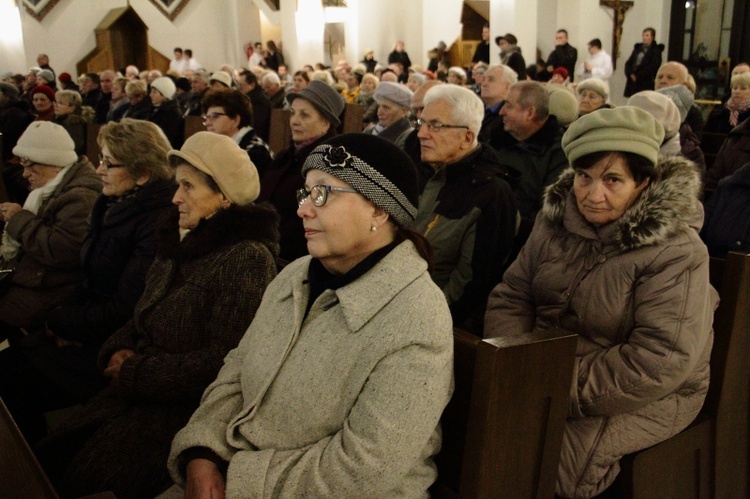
[371,225,378,232]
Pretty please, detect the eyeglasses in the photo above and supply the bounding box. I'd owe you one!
[98,153,127,169]
[296,185,358,207]
[19,158,38,168]
[202,112,227,122]
[416,118,469,132]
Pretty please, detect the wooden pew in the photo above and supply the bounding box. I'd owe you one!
[85,123,103,165]
[434,328,577,498]
[0,396,58,498]
[183,115,205,141]
[620,251,750,499]
[268,108,292,155]
[341,103,365,134]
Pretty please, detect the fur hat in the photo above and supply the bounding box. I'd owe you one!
[150,76,176,100]
[577,78,610,101]
[209,71,232,88]
[301,134,419,227]
[562,106,665,166]
[168,132,259,205]
[546,84,579,127]
[30,84,55,102]
[37,69,55,83]
[656,84,694,124]
[13,121,77,167]
[373,81,413,109]
[627,91,681,139]
[286,80,345,128]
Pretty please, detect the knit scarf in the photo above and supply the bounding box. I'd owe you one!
[500,45,522,66]
[2,165,69,260]
[727,97,750,127]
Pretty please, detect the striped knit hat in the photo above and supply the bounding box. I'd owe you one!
[301,134,419,227]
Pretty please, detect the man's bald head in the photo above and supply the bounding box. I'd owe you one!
[655,62,689,90]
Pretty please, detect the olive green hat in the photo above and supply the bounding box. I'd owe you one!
[561,106,665,165]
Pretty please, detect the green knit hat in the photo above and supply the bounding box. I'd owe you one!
[561,106,665,165]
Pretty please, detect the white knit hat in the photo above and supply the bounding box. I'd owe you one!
[209,71,232,88]
[13,122,77,167]
[627,91,681,139]
[150,76,176,100]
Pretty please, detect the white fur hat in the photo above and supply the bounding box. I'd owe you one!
[13,122,77,167]
[151,76,176,100]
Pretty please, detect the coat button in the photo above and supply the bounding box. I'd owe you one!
[562,291,570,299]
[597,255,607,263]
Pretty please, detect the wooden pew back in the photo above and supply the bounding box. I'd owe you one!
[0,396,58,499]
[183,115,205,141]
[621,251,750,499]
[434,328,577,498]
[268,108,292,155]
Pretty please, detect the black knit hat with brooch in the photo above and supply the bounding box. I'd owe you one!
[301,133,419,227]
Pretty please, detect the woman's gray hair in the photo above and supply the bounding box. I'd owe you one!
[422,84,483,138]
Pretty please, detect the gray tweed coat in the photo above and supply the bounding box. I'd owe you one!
[168,240,454,498]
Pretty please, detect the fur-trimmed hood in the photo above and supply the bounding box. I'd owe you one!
[542,155,703,251]
[157,202,280,260]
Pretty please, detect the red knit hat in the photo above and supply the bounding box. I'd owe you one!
[552,67,569,80]
[30,84,56,102]
[58,72,72,85]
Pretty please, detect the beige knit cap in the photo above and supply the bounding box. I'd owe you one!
[168,132,259,205]
[562,106,665,165]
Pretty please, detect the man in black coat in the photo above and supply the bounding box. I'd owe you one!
[546,29,578,82]
[624,27,664,97]
[239,70,271,142]
[472,24,491,65]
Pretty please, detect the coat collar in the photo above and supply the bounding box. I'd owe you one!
[282,240,428,332]
[542,155,703,251]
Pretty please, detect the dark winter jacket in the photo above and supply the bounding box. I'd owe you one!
[0,97,34,164]
[472,41,490,64]
[388,50,412,73]
[623,42,664,97]
[268,88,286,110]
[120,97,152,121]
[236,126,274,177]
[46,203,280,499]
[53,107,95,156]
[415,145,517,333]
[705,103,750,135]
[0,160,101,328]
[46,179,176,345]
[148,99,184,149]
[493,115,568,218]
[701,162,750,257]
[258,128,337,261]
[705,117,750,190]
[247,85,271,142]
[500,46,527,80]
[547,43,578,82]
[680,121,706,176]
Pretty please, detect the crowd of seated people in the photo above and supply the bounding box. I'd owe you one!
[0,32,748,497]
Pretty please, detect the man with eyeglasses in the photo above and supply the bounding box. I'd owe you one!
[494,81,567,219]
[414,85,516,335]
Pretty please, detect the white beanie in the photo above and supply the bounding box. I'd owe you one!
[151,76,176,100]
[627,91,681,140]
[13,122,77,167]
[209,71,233,88]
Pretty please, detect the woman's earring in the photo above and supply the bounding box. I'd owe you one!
[370,225,378,232]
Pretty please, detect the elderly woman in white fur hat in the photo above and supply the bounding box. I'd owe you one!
[0,121,100,338]
[148,75,184,148]
[35,131,280,499]
[363,81,414,150]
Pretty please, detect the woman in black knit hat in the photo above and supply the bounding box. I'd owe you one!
[167,133,453,498]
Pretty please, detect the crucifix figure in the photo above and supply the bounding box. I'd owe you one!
[600,0,634,69]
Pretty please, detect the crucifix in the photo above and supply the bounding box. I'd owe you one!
[600,0,634,70]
